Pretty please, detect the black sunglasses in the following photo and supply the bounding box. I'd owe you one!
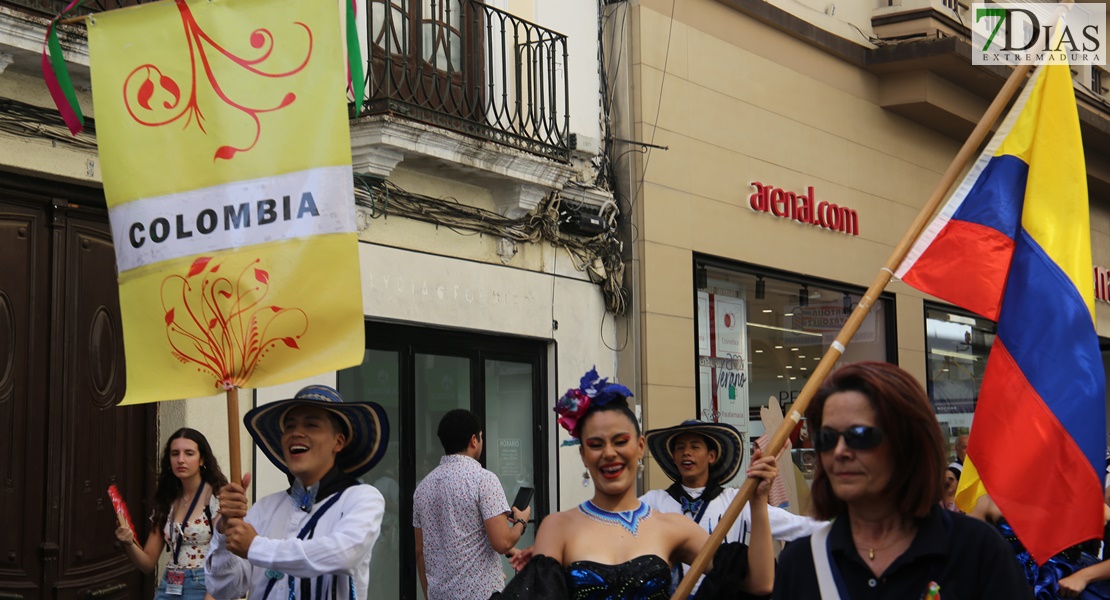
[814,426,883,453]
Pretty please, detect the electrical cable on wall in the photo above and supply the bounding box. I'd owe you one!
[1,96,632,316]
[353,175,628,317]
[0,98,98,151]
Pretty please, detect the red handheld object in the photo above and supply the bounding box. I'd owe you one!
[108,484,140,546]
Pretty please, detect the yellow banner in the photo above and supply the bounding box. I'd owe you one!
[89,0,363,404]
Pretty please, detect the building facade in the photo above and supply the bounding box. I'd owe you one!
[0,0,623,597]
[609,0,1110,503]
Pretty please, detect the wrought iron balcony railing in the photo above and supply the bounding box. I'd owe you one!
[2,0,571,162]
[360,0,570,162]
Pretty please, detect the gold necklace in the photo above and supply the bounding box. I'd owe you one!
[855,534,908,561]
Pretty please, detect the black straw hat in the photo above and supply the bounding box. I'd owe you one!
[645,420,744,485]
[244,385,389,479]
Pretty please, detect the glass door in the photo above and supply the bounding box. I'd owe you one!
[484,359,536,580]
[337,321,548,600]
[338,349,402,600]
[414,354,471,483]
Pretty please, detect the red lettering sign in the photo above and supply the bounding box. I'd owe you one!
[748,182,859,236]
[1095,266,1110,303]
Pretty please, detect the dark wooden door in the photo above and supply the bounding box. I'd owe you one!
[48,207,148,600]
[0,194,51,599]
[0,178,154,600]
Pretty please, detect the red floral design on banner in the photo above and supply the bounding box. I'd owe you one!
[122,0,312,160]
[162,256,308,389]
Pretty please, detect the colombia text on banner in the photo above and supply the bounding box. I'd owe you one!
[895,62,1105,564]
[88,0,364,404]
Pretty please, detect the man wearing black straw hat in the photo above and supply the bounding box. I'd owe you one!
[206,385,389,600]
[641,420,820,594]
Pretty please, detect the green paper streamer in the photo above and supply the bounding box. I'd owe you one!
[345,0,363,116]
[48,24,85,127]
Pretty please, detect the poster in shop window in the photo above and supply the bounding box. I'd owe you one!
[697,291,711,357]
[698,365,713,419]
[714,295,745,356]
[708,295,749,451]
[785,300,878,346]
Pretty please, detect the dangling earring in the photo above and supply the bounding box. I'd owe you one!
[637,459,645,473]
[582,470,591,487]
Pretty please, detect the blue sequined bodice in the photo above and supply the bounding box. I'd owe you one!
[996,518,1110,600]
[566,555,671,600]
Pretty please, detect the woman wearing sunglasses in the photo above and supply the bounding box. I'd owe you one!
[773,362,1031,600]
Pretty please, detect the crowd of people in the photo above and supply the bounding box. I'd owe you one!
[113,363,1110,599]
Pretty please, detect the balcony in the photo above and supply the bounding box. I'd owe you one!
[358,0,570,163]
[866,0,1110,161]
[871,0,967,41]
[1,0,578,213]
[1,0,571,163]
[350,0,577,216]
[713,0,1110,195]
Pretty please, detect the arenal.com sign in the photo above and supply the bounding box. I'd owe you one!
[1093,265,1110,303]
[972,3,1106,66]
[749,182,859,236]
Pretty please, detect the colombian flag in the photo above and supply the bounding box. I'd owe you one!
[896,62,1105,564]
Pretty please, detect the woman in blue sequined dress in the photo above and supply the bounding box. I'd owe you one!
[497,369,776,599]
[972,495,1110,599]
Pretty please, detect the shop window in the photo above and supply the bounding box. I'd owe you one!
[337,321,547,600]
[694,260,895,479]
[926,310,1110,465]
[923,305,995,460]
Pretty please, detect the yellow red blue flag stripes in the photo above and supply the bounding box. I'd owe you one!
[89,0,364,404]
[896,63,1105,564]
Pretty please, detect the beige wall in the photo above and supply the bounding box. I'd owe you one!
[627,0,1110,488]
[0,71,101,185]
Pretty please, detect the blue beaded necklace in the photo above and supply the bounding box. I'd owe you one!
[578,500,651,536]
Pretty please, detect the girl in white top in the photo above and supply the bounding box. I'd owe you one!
[115,428,228,600]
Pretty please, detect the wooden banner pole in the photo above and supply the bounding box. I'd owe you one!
[226,386,242,485]
[670,61,1033,599]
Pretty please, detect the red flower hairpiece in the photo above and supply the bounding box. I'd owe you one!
[554,367,633,439]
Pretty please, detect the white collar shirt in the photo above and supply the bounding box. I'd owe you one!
[205,483,384,600]
[640,486,822,592]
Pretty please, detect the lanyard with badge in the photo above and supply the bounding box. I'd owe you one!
[165,486,204,596]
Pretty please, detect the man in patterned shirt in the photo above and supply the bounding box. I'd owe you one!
[413,409,531,600]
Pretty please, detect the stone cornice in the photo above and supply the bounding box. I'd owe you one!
[0,7,90,85]
[350,114,577,217]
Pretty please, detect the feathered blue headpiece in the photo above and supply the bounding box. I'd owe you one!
[554,367,633,439]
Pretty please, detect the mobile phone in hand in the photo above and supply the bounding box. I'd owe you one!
[512,486,534,511]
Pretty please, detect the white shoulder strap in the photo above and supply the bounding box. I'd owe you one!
[810,522,843,600]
